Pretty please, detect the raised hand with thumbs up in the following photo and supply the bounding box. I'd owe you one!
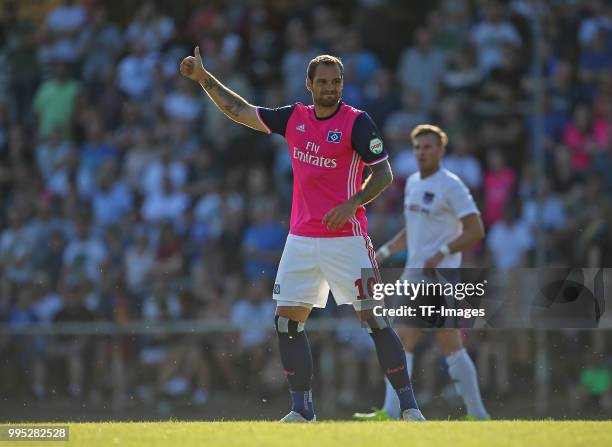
[178,46,267,132]
[179,46,205,82]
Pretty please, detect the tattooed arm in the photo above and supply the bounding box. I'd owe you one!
[179,46,268,132]
[322,160,393,230]
[354,160,393,206]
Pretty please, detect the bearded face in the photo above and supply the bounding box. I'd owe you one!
[307,64,343,108]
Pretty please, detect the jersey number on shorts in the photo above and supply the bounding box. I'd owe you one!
[354,277,376,300]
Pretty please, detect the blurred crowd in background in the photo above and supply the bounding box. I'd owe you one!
[0,0,611,418]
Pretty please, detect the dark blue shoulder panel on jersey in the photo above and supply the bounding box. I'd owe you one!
[257,104,297,136]
[351,112,388,164]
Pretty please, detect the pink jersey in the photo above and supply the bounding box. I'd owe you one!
[257,101,388,237]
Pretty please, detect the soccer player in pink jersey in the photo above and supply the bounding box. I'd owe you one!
[180,49,424,422]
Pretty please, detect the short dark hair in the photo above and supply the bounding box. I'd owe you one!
[410,124,449,146]
[307,55,344,81]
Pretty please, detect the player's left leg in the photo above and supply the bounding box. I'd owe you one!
[322,235,424,421]
[379,327,423,419]
[353,303,424,421]
[435,329,490,420]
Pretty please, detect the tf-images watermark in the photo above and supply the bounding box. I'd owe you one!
[360,268,609,329]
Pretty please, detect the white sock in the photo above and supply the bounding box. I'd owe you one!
[405,351,414,377]
[446,348,489,419]
[382,352,413,419]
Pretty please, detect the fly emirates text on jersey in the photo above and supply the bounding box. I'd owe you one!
[293,141,338,168]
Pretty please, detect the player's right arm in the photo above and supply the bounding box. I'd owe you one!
[377,173,413,264]
[376,228,406,264]
[179,46,268,133]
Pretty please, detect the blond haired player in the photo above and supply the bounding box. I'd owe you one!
[354,125,490,420]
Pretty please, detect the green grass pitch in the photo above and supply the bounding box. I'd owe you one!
[6,421,612,447]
